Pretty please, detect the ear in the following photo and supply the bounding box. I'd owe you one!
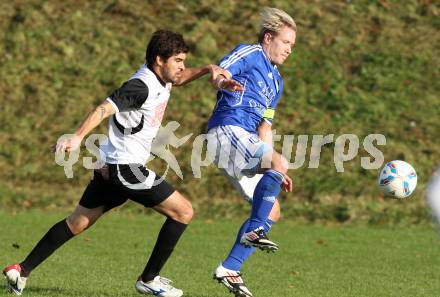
[156,55,165,67]
[263,32,273,44]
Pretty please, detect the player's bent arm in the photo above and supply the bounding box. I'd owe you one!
[75,100,116,139]
[258,121,273,146]
[258,121,292,192]
[54,100,116,152]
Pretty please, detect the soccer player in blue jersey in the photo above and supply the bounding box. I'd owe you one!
[208,7,297,297]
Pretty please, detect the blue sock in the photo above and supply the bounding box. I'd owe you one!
[223,219,276,271]
[247,170,283,232]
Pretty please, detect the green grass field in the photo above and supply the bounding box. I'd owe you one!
[1,2,439,296]
[1,210,439,297]
[1,1,439,223]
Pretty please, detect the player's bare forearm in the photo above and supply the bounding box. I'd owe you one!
[175,64,223,86]
[54,100,116,152]
[75,101,116,139]
[175,65,212,86]
[258,121,273,146]
[175,64,235,87]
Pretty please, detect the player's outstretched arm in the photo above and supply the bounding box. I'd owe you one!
[174,64,221,86]
[53,100,116,152]
[175,64,243,92]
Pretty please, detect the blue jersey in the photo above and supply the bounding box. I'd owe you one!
[207,44,284,132]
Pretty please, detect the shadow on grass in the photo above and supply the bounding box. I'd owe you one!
[5,280,259,297]
[24,287,215,297]
[25,287,94,296]
[24,286,147,297]
[183,295,216,297]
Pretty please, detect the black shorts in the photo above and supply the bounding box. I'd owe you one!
[79,164,175,212]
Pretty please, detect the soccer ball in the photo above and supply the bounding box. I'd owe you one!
[378,160,417,199]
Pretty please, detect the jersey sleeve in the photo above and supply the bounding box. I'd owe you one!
[218,45,261,76]
[106,79,149,113]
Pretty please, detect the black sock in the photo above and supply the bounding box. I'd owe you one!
[141,218,188,282]
[20,219,74,277]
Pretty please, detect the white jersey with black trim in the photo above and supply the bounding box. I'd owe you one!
[100,65,172,165]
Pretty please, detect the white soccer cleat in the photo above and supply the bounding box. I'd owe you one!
[135,276,183,297]
[213,264,253,297]
[3,264,27,295]
[240,227,278,252]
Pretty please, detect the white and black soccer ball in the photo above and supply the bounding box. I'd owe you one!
[378,160,417,199]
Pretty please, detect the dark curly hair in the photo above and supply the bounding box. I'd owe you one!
[145,30,189,67]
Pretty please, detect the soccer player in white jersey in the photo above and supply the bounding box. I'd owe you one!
[3,30,241,297]
[207,8,296,297]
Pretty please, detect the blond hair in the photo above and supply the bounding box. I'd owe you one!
[258,7,296,43]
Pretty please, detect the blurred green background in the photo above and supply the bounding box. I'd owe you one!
[0,0,438,223]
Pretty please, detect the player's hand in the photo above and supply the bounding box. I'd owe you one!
[52,135,82,152]
[208,65,244,92]
[218,79,245,92]
[281,173,293,192]
[208,64,231,80]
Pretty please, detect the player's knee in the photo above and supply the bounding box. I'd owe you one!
[66,216,90,235]
[178,203,194,224]
[169,199,193,224]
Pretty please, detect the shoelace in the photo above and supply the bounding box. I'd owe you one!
[255,227,268,239]
[158,277,174,290]
[222,271,244,284]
